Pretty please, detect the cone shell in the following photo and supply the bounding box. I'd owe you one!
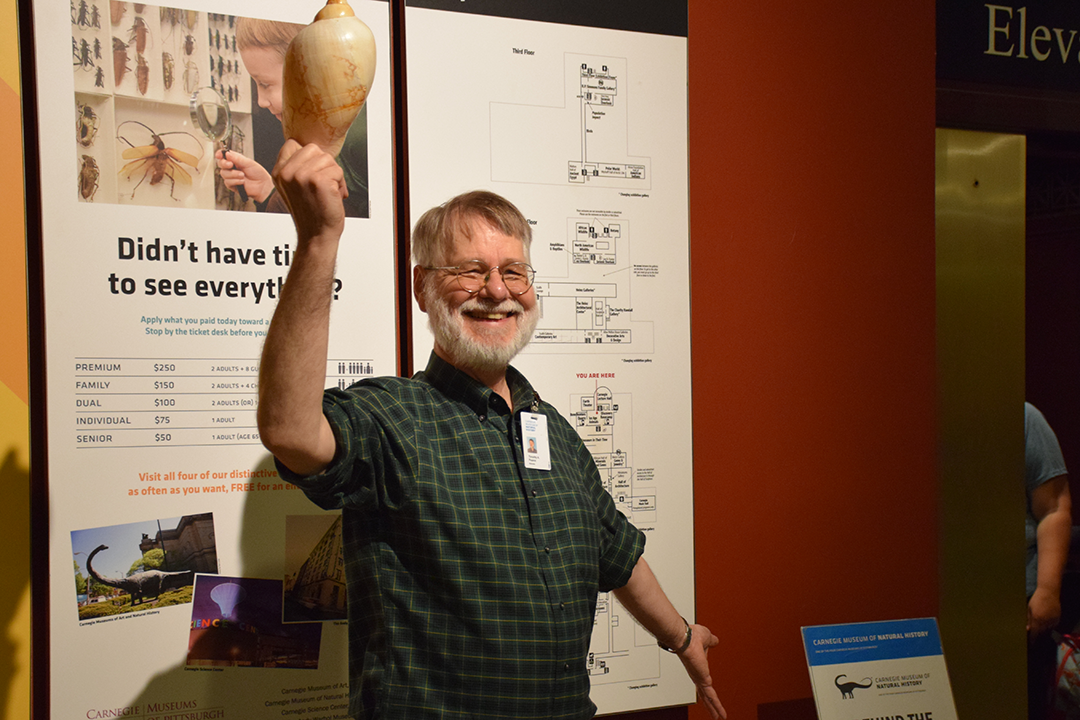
[282,2,376,156]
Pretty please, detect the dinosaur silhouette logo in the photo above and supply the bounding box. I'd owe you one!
[835,674,873,699]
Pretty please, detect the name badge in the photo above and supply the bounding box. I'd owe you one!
[521,412,551,471]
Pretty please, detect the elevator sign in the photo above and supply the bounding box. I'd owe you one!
[938,2,1080,91]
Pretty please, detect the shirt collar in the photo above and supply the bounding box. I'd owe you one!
[420,352,540,416]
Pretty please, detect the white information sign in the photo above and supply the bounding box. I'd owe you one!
[405,2,694,714]
[802,618,959,720]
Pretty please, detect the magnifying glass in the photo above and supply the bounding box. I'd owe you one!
[189,86,248,202]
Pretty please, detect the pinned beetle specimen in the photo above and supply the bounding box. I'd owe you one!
[75,0,91,27]
[116,120,202,200]
[182,59,199,94]
[90,2,101,27]
[79,155,100,201]
[112,37,130,86]
[136,54,149,95]
[159,6,179,31]
[183,33,195,56]
[228,124,245,155]
[76,102,99,147]
[110,0,124,26]
[93,37,102,59]
[128,16,150,54]
[74,39,95,70]
[161,51,174,90]
[213,164,245,211]
[94,66,105,87]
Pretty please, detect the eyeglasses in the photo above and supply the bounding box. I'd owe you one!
[424,260,537,296]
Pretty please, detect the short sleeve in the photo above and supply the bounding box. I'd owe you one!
[575,439,645,592]
[1025,402,1067,496]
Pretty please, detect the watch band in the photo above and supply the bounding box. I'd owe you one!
[658,617,693,654]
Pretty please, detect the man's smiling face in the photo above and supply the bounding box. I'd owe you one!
[418,216,539,375]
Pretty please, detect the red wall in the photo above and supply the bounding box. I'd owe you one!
[684,2,939,718]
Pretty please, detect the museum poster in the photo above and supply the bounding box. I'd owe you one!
[32,0,395,716]
[404,2,696,714]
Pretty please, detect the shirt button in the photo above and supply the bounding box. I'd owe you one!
[560,602,566,610]
[478,414,486,422]
[544,546,551,554]
[531,489,538,497]
[564,663,570,672]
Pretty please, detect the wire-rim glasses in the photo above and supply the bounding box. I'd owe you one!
[424,260,536,296]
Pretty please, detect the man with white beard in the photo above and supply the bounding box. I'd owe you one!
[258,141,725,720]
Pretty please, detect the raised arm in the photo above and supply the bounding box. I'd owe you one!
[257,140,348,476]
[612,557,727,719]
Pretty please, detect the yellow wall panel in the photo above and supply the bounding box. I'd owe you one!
[0,381,29,720]
[0,0,30,716]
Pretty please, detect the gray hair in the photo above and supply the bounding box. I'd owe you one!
[411,190,532,267]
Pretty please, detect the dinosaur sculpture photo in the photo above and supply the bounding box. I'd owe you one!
[86,544,193,606]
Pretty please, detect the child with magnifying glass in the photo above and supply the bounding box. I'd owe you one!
[217,17,370,217]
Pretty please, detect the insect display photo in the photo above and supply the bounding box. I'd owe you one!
[71,2,253,209]
[68,3,367,216]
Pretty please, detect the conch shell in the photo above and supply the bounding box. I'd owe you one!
[282,0,376,156]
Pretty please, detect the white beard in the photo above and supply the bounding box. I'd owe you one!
[425,288,540,374]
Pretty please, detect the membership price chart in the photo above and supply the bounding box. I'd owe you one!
[74,357,374,449]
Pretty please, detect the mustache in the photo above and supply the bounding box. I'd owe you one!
[458,298,525,314]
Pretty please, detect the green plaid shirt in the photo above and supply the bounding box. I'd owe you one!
[279,353,645,720]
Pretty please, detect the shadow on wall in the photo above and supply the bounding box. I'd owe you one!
[122,454,333,709]
[0,448,31,719]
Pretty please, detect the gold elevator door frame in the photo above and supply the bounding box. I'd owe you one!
[936,128,1027,720]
